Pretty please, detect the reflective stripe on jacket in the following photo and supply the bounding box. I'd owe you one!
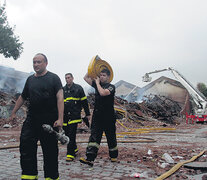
[63,119,82,126]
[63,83,90,125]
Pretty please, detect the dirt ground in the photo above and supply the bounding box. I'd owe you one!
[1,116,207,179]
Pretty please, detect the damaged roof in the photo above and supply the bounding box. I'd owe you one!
[141,76,185,91]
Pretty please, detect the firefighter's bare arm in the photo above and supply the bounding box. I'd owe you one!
[95,77,110,96]
[10,95,25,120]
[84,72,93,86]
[54,89,64,127]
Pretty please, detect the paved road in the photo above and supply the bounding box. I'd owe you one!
[1,125,207,180]
[0,144,155,180]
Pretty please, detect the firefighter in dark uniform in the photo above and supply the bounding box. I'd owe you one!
[10,53,64,180]
[80,69,118,167]
[63,73,90,161]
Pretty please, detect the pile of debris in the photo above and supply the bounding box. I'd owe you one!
[90,94,182,124]
[0,91,26,128]
[0,91,184,129]
[141,95,182,123]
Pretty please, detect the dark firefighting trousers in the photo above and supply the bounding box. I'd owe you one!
[86,112,118,161]
[63,123,78,159]
[20,115,59,180]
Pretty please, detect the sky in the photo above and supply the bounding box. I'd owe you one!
[0,0,207,89]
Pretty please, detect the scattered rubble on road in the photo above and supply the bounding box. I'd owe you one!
[1,90,207,179]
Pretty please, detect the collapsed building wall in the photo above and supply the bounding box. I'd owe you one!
[138,76,191,115]
[142,80,187,106]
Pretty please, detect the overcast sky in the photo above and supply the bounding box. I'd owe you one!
[0,0,207,89]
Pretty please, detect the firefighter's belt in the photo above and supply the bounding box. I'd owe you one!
[88,55,113,82]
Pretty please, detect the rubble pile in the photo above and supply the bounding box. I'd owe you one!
[0,91,184,129]
[141,95,182,123]
[0,91,13,105]
[113,94,182,124]
[114,96,144,121]
[86,93,95,109]
[0,91,26,128]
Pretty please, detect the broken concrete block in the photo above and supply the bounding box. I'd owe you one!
[3,124,12,128]
[162,153,174,164]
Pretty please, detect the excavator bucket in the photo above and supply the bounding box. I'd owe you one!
[142,73,152,82]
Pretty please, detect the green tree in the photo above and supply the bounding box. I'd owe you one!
[197,82,207,98]
[0,5,23,60]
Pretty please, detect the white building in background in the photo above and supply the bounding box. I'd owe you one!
[114,80,140,102]
[114,77,191,115]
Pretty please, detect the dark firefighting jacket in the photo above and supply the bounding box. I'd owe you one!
[63,83,90,126]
